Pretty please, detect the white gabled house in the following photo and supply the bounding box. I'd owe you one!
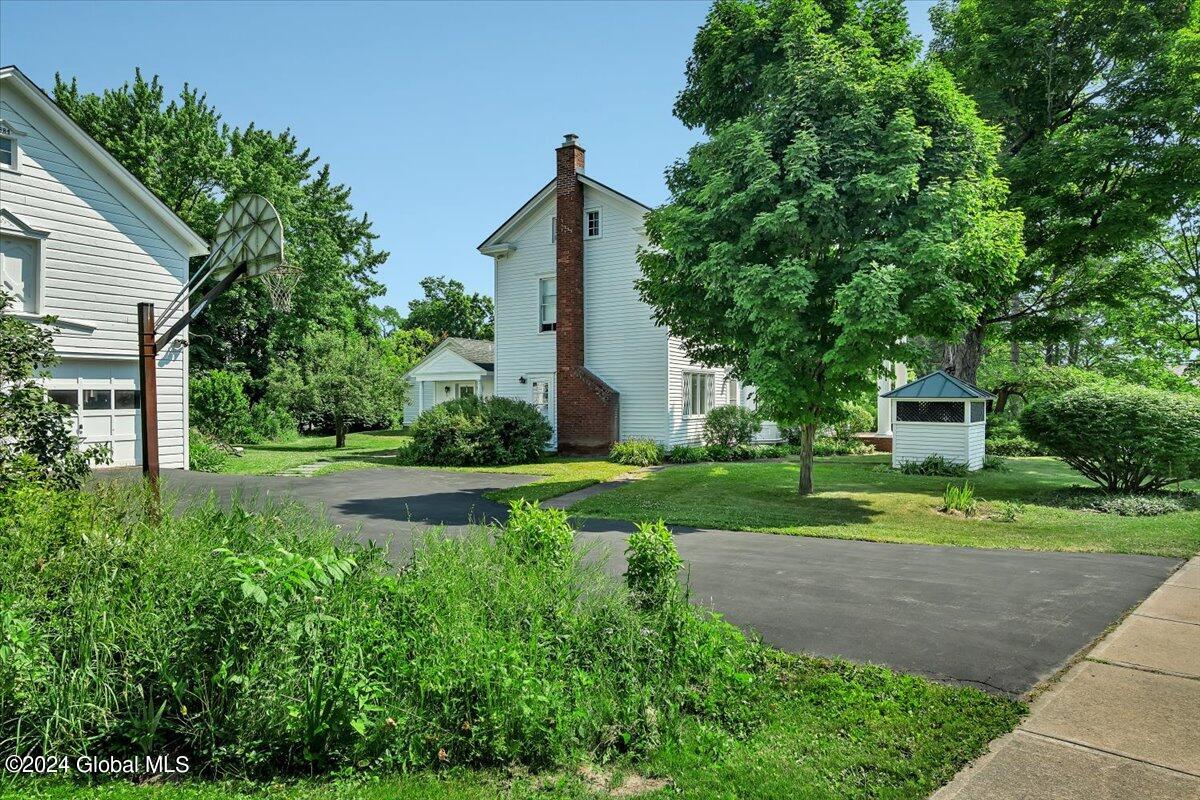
[0,65,209,467]
[401,337,495,424]
[478,135,779,453]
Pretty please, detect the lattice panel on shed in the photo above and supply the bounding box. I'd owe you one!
[896,401,963,423]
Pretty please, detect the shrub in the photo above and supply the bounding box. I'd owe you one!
[988,434,1043,457]
[409,395,551,466]
[703,405,761,447]
[188,428,228,472]
[246,403,299,444]
[1021,385,1200,491]
[624,519,683,610]
[899,455,969,477]
[812,436,874,456]
[609,438,665,467]
[0,483,758,778]
[705,443,756,462]
[1040,488,1200,517]
[0,295,109,489]
[941,482,978,516]
[666,445,709,464]
[190,370,252,443]
[754,443,794,459]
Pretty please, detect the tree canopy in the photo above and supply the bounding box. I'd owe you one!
[640,0,1023,493]
[403,276,495,340]
[930,0,1200,378]
[52,70,388,389]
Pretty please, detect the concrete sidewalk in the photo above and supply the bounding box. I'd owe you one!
[934,556,1200,799]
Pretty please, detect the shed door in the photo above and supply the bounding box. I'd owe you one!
[47,361,141,467]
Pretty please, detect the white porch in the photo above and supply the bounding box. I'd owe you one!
[402,341,496,424]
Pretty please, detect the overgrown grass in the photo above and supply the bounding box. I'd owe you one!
[569,456,1200,557]
[213,429,412,475]
[0,483,759,778]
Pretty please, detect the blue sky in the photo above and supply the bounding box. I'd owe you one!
[0,0,937,311]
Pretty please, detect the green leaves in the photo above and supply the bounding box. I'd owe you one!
[639,0,1021,491]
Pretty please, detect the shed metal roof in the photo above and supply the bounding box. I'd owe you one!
[880,370,995,400]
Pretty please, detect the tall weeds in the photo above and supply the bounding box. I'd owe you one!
[0,484,757,778]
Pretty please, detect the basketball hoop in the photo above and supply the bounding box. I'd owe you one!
[261,262,302,312]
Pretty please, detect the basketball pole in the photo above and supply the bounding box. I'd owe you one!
[139,261,248,488]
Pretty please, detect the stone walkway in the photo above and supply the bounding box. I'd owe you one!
[933,555,1200,799]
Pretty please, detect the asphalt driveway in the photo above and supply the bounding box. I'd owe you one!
[155,467,1181,697]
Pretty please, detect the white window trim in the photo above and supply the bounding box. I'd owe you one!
[550,215,556,244]
[0,208,50,316]
[682,371,715,418]
[538,274,557,333]
[0,119,26,174]
[584,207,602,240]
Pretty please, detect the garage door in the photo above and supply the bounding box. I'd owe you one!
[47,361,141,467]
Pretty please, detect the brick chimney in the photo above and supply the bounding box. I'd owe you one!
[554,134,619,454]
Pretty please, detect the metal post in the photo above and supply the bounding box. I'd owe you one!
[138,302,160,487]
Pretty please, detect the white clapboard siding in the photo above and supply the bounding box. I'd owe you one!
[892,422,972,469]
[580,186,668,442]
[492,197,558,441]
[1,90,192,468]
[966,423,986,470]
[666,340,742,446]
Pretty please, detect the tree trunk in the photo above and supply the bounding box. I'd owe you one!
[797,423,816,496]
[335,417,347,448]
[943,324,986,384]
[993,386,1010,416]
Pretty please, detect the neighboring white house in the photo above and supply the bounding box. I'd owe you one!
[0,66,209,468]
[401,337,495,424]
[478,135,778,453]
[881,370,994,471]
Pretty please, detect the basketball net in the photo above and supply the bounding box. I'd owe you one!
[261,263,302,312]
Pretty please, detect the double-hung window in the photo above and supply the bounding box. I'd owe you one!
[682,372,714,416]
[539,276,557,332]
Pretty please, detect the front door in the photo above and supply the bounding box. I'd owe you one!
[528,373,556,449]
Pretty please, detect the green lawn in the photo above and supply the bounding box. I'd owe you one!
[451,457,637,504]
[214,430,412,476]
[569,455,1200,557]
[8,653,1022,800]
[213,433,624,502]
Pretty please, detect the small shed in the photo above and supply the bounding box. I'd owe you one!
[880,370,995,471]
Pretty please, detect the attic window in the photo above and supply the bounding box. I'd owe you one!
[0,136,15,170]
[550,215,556,243]
[585,208,601,239]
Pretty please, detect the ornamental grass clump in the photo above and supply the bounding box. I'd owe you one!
[0,481,758,779]
[609,438,666,467]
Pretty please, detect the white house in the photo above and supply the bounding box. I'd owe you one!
[0,66,209,468]
[478,135,778,453]
[401,337,495,424]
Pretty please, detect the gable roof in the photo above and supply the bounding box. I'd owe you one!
[441,337,494,371]
[477,173,652,252]
[405,337,495,377]
[881,370,996,400]
[0,65,209,258]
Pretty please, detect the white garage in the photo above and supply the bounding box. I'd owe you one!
[46,361,143,467]
[1,66,208,469]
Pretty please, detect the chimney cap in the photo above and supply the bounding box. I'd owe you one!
[561,133,580,147]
